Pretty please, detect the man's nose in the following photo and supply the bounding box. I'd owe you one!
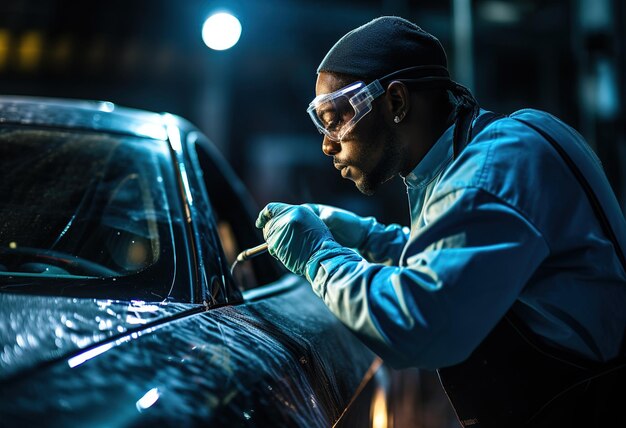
[322,135,340,156]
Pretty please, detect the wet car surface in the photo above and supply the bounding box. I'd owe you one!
[0,97,386,427]
[2,280,376,426]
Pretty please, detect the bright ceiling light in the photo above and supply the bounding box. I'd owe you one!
[202,12,242,51]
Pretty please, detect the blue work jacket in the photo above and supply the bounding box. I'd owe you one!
[307,109,626,369]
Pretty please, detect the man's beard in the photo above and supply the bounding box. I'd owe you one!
[355,130,402,196]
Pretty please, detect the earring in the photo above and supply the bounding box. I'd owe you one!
[394,115,401,123]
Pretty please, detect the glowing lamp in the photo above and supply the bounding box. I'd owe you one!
[202,12,242,51]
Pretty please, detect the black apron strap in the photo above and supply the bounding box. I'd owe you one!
[456,111,625,275]
[511,116,626,273]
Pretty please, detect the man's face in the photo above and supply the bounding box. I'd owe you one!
[315,72,403,196]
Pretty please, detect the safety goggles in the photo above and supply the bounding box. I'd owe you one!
[306,80,385,142]
[306,66,453,142]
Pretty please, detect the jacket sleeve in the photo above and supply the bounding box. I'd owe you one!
[358,220,409,266]
[305,187,550,369]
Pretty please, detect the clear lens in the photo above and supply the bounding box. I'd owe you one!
[307,80,384,142]
[310,95,356,140]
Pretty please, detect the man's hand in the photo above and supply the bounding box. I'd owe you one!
[305,204,375,249]
[256,203,335,277]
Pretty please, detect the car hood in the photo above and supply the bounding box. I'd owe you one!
[0,292,198,382]
[0,280,377,427]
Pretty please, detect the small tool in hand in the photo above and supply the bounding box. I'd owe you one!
[230,242,268,275]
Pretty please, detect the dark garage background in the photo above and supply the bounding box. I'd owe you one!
[0,1,624,426]
[0,0,624,226]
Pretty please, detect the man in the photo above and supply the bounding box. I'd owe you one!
[256,16,626,426]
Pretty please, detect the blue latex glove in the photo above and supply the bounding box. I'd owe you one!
[305,203,409,265]
[256,203,335,277]
[304,204,376,249]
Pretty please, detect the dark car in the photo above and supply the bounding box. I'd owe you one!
[0,96,424,427]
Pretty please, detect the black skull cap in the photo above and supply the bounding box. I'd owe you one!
[317,16,448,81]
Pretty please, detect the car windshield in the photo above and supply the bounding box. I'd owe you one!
[0,126,183,289]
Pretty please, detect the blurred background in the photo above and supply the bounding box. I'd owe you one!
[0,0,624,228]
[0,0,624,425]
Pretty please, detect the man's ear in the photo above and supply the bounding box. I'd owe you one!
[384,81,410,123]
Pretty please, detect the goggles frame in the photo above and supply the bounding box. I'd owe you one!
[307,80,384,142]
[307,65,452,142]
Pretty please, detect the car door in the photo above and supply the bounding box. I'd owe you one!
[183,129,388,426]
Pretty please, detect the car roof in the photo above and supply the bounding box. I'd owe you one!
[0,95,169,140]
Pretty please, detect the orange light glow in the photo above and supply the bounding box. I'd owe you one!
[18,31,42,71]
[371,386,388,428]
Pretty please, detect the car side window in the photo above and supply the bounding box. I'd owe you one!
[190,134,284,290]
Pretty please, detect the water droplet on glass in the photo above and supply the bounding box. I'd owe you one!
[15,334,25,348]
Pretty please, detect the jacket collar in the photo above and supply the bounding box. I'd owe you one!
[402,123,455,189]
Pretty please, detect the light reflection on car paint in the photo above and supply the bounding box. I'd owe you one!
[136,387,161,412]
[0,293,194,381]
[67,341,116,368]
[1,284,375,427]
